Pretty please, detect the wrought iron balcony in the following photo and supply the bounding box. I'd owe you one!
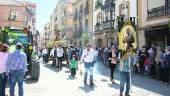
[74,13,78,21]
[84,7,89,16]
[102,20,114,30]
[94,23,101,32]
[167,7,170,14]
[148,5,170,19]
[95,1,102,9]
[95,20,115,33]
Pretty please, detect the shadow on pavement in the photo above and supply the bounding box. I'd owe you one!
[78,85,95,93]
[131,74,170,96]
[100,78,108,82]
[24,78,38,84]
[95,57,170,96]
[108,83,120,89]
[43,61,68,73]
[43,63,60,73]
[67,75,74,80]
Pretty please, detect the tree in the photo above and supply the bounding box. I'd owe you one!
[54,27,60,41]
[81,32,89,46]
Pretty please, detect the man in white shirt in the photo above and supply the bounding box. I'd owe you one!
[57,44,64,70]
[80,43,96,87]
[0,44,8,96]
[50,46,57,67]
[42,48,48,62]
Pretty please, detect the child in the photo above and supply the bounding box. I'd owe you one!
[70,55,77,78]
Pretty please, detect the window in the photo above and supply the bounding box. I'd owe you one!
[147,0,167,18]
[166,0,170,14]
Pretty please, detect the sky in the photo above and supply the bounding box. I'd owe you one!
[23,0,58,32]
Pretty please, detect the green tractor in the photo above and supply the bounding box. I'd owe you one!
[2,27,40,80]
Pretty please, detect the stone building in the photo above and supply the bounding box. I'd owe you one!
[137,0,170,48]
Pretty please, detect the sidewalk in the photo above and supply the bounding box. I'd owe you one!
[5,58,170,96]
[93,58,170,96]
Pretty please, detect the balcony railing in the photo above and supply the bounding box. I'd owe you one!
[95,1,102,9]
[84,7,89,15]
[95,20,115,32]
[74,13,78,20]
[148,5,170,19]
[167,7,170,14]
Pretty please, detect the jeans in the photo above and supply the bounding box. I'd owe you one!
[9,70,25,96]
[162,68,169,84]
[52,57,57,67]
[120,71,130,95]
[110,64,116,80]
[84,62,94,84]
[0,73,7,96]
[57,57,63,69]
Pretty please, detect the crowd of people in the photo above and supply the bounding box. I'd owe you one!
[1,40,170,96]
[97,43,170,85]
[0,42,27,96]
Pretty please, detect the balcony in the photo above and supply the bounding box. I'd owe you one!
[95,20,115,33]
[63,0,73,4]
[95,1,102,9]
[167,7,170,14]
[74,13,78,21]
[84,7,89,16]
[102,0,115,10]
[94,23,101,32]
[148,5,170,19]
[103,20,114,30]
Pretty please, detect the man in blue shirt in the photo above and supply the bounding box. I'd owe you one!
[119,46,136,96]
[6,42,27,96]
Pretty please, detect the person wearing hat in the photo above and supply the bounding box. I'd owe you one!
[80,43,96,87]
[0,44,8,96]
[6,42,27,96]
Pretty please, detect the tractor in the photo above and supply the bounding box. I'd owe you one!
[1,27,40,80]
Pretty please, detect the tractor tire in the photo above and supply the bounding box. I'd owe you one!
[31,60,40,80]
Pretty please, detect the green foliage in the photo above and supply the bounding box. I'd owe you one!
[81,32,90,46]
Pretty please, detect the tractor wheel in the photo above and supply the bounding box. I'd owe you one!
[31,60,40,80]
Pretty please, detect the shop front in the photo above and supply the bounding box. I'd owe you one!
[145,26,170,47]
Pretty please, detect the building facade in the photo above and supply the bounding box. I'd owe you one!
[0,0,33,28]
[137,0,170,48]
[93,0,137,48]
[43,23,52,47]
[50,0,74,44]
[73,0,93,46]
[94,0,116,48]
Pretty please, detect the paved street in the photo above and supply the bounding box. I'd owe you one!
[6,59,170,96]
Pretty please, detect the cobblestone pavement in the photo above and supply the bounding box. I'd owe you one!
[6,59,170,96]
